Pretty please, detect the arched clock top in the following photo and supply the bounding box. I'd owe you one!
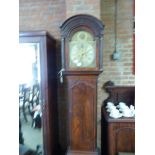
[60,14,105,38]
[60,14,104,74]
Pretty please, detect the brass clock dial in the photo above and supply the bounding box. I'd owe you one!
[69,31,96,68]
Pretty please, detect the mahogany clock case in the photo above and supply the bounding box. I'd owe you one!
[60,14,104,155]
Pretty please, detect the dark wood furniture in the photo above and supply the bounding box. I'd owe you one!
[21,87,31,122]
[60,14,104,155]
[19,31,59,155]
[101,84,135,155]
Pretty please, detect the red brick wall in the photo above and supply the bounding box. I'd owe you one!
[19,0,66,38]
[66,0,100,18]
[19,0,135,152]
[100,0,134,85]
[97,0,135,147]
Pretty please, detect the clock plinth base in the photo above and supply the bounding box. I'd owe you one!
[66,150,98,155]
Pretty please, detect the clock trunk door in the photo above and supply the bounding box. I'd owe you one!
[67,76,97,151]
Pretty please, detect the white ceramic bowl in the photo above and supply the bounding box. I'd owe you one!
[107,106,117,112]
[119,105,129,112]
[109,109,122,118]
[122,109,133,117]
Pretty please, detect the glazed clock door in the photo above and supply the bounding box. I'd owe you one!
[69,31,96,68]
[60,14,104,155]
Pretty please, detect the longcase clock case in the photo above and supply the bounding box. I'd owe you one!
[60,14,104,155]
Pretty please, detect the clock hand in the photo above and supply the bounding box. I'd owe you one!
[77,47,84,61]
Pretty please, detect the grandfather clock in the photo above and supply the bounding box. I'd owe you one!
[60,14,104,155]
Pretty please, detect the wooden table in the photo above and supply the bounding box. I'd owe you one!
[101,108,135,155]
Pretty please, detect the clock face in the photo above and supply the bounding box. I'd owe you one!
[69,31,96,68]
